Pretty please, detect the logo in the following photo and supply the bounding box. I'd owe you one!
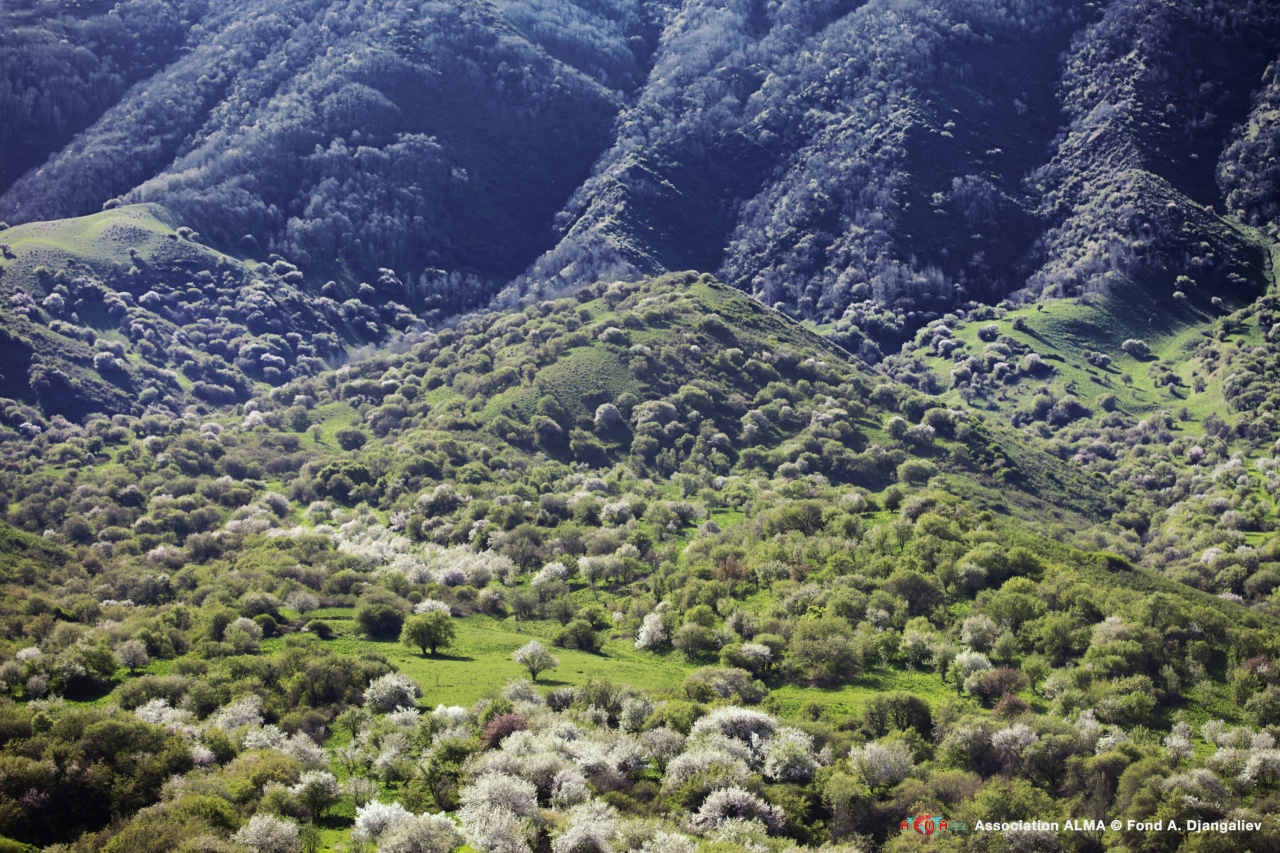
[900,815,968,836]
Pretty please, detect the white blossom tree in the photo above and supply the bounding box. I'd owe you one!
[114,639,149,673]
[513,641,559,682]
[365,673,423,712]
[290,770,341,821]
[354,800,414,841]
[286,590,320,615]
[225,616,264,654]
[762,727,819,782]
[689,787,785,835]
[849,740,915,791]
[1163,721,1194,766]
[233,814,301,853]
[552,801,618,853]
[635,613,668,650]
[960,615,999,651]
[378,813,465,853]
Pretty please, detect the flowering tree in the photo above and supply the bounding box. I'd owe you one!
[114,639,149,673]
[849,740,915,791]
[285,590,319,615]
[960,615,999,651]
[379,813,466,853]
[763,727,819,782]
[1163,721,1194,766]
[513,641,559,682]
[346,776,380,807]
[365,673,423,712]
[354,800,414,841]
[233,814,301,853]
[210,695,265,731]
[688,786,785,834]
[690,706,777,745]
[459,773,540,853]
[225,616,264,654]
[635,613,668,650]
[459,804,535,853]
[290,770,341,821]
[413,598,452,615]
[1239,749,1280,789]
[991,724,1039,774]
[552,801,618,853]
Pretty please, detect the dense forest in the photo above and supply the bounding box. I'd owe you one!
[2,0,1279,356]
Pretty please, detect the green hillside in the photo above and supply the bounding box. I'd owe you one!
[1,271,1279,853]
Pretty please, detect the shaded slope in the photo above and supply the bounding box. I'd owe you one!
[0,0,663,298]
[0,204,392,419]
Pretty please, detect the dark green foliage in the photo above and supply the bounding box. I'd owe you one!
[306,620,334,639]
[554,619,603,653]
[401,611,455,656]
[355,602,405,639]
[860,692,932,738]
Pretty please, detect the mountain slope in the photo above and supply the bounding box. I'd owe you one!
[1,0,659,296]
[4,0,1279,359]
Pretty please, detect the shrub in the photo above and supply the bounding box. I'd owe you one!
[861,692,932,738]
[554,619,602,652]
[672,623,717,660]
[682,668,766,704]
[356,596,407,638]
[481,713,529,749]
[335,428,368,450]
[305,620,334,639]
[1121,339,1151,358]
[968,666,1029,703]
[993,693,1032,720]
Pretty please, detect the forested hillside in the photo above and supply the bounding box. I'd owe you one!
[3,0,1279,357]
[0,273,1278,853]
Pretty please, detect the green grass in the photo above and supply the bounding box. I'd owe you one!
[767,667,959,717]
[262,612,695,708]
[895,272,1273,463]
[534,346,641,422]
[0,204,229,292]
[309,402,365,448]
